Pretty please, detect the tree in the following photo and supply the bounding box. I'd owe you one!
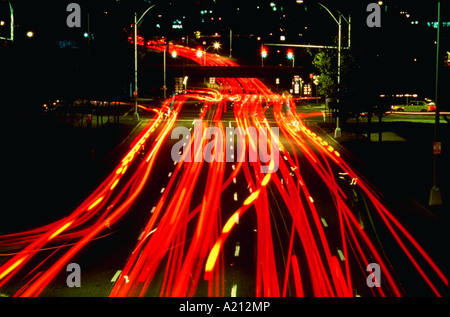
[312,42,360,116]
[312,49,338,99]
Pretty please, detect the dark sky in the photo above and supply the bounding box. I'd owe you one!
[3,0,448,42]
[2,0,448,100]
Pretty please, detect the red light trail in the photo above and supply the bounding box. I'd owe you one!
[0,41,447,297]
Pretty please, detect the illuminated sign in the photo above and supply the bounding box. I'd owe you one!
[293,75,301,95]
[172,19,183,29]
[427,21,450,28]
[57,40,79,49]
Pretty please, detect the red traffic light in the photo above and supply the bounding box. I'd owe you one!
[261,48,268,58]
[287,49,294,59]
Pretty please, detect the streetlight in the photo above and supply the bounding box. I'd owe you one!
[133,5,155,121]
[196,47,203,59]
[202,42,221,66]
[317,3,351,139]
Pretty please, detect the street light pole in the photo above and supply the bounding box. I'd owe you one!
[163,43,167,99]
[203,42,220,66]
[133,5,155,121]
[133,12,139,120]
[335,14,342,138]
[229,29,233,58]
[9,0,13,42]
[0,1,14,42]
[318,3,346,138]
[429,1,442,206]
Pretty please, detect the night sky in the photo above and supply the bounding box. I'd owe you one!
[1,0,449,106]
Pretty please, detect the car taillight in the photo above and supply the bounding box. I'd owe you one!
[428,105,436,111]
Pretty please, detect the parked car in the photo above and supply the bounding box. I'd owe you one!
[391,99,436,112]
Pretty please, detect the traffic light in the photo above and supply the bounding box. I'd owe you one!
[287,49,294,60]
[261,48,267,58]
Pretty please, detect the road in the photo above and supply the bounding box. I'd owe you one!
[0,43,447,298]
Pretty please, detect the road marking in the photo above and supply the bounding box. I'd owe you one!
[321,217,328,227]
[232,164,235,170]
[231,284,237,297]
[160,187,165,194]
[234,243,240,257]
[137,231,144,240]
[234,192,238,201]
[235,213,239,225]
[308,196,314,203]
[233,178,237,184]
[150,206,156,213]
[337,249,345,261]
[111,270,122,283]
[168,172,172,177]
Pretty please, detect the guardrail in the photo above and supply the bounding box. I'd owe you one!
[42,99,124,128]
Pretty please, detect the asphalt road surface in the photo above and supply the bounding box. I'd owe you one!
[0,43,447,298]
